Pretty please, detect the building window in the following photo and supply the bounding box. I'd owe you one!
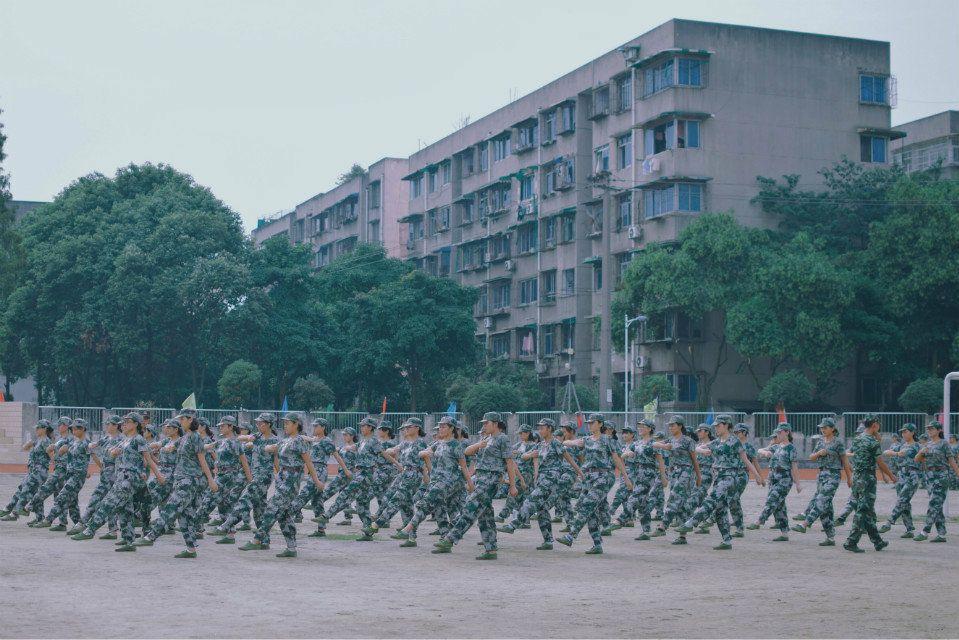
[559,103,575,133]
[616,252,633,285]
[616,75,632,112]
[518,121,538,149]
[441,161,451,184]
[590,86,610,118]
[479,142,489,172]
[439,248,451,276]
[428,170,437,193]
[490,185,511,212]
[562,319,575,350]
[490,234,510,260]
[677,183,702,212]
[410,175,422,199]
[493,136,511,162]
[593,261,603,290]
[520,277,538,304]
[439,206,451,230]
[476,289,488,314]
[428,209,438,235]
[673,373,699,403]
[541,270,556,301]
[677,58,702,86]
[542,325,555,356]
[461,151,475,176]
[859,74,888,104]
[519,328,536,357]
[519,174,534,201]
[643,59,673,97]
[492,282,512,310]
[561,213,575,243]
[516,224,538,253]
[461,198,474,224]
[676,120,700,149]
[644,183,702,218]
[644,119,700,156]
[491,333,510,357]
[543,216,556,248]
[860,135,887,163]
[563,268,575,295]
[616,193,632,231]
[594,145,610,173]
[617,134,633,169]
[543,110,556,143]
[368,181,381,209]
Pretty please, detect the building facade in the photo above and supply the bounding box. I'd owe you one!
[891,110,959,179]
[255,19,901,411]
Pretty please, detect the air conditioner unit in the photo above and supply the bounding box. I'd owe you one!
[627,225,641,240]
[535,361,547,374]
[483,317,494,329]
[635,355,650,369]
[504,259,515,271]
[624,46,641,64]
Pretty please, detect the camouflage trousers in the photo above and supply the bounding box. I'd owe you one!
[801,469,841,537]
[325,468,375,527]
[888,468,920,532]
[497,469,533,519]
[922,469,950,536]
[846,473,882,546]
[211,471,246,533]
[609,468,640,517]
[196,485,218,523]
[446,471,501,551]
[662,466,698,528]
[292,468,329,516]
[620,467,661,532]
[650,477,665,517]
[509,467,565,543]
[373,466,398,505]
[550,470,577,523]
[757,469,792,533]
[567,470,616,546]
[406,479,461,540]
[221,473,272,531]
[148,467,176,511]
[29,467,68,520]
[148,474,205,548]
[83,466,117,529]
[838,492,856,521]
[686,471,737,543]
[86,470,145,544]
[692,469,714,511]
[255,469,303,548]
[46,469,86,525]
[5,466,48,512]
[728,471,749,530]
[375,470,423,528]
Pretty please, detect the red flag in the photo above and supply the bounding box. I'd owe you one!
[381,397,387,415]
[776,402,787,425]
[576,413,583,429]
[0,392,5,403]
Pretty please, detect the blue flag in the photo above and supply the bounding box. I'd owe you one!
[446,401,457,415]
[706,406,714,425]
[281,396,289,412]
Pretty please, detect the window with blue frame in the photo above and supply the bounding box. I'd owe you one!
[860,135,887,163]
[677,58,702,86]
[677,183,702,212]
[859,74,888,104]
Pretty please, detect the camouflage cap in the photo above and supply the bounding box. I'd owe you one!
[536,417,556,429]
[918,433,929,441]
[732,423,749,434]
[379,419,393,428]
[36,419,52,429]
[518,424,533,433]
[587,413,605,423]
[636,418,655,429]
[621,424,637,434]
[401,417,423,429]
[342,426,358,438]
[696,423,713,437]
[482,411,503,423]
[104,415,122,426]
[311,417,330,429]
[255,412,276,424]
[217,415,238,427]
[861,413,881,427]
[667,414,685,426]
[197,417,210,427]
[71,418,88,430]
[773,423,791,436]
[359,417,378,428]
[175,408,197,419]
[123,412,143,425]
[238,422,252,432]
[553,428,565,438]
[714,414,734,426]
[56,416,73,426]
[283,412,303,425]
[653,432,667,440]
[855,424,866,434]
[818,417,837,429]
[161,418,177,428]
[436,416,456,427]
[146,424,161,437]
[925,420,944,431]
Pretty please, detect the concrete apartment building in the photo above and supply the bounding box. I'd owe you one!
[255,19,901,411]
[892,110,959,178]
[253,157,409,264]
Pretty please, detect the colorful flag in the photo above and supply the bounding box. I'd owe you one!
[446,401,457,415]
[280,396,289,412]
[181,393,196,410]
[0,391,5,403]
[381,397,388,415]
[776,402,787,425]
[706,406,715,425]
[643,398,658,421]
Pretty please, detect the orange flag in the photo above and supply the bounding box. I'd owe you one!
[381,397,387,415]
[776,402,787,425]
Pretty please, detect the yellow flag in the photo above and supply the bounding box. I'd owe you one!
[182,392,197,410]
[643,398,658,421]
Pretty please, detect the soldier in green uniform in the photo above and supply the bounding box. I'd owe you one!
[212,413,279,538]
[27,417,73,525]
[373,418,429,531]
[37,419,92,530]
[791,418,851,546]
[729,424,760,536]
[913,421,959,542]
[748,424,801,541]
[843,415,894,552]
[1,420,53,521]
[879,423,922,538]
[650,416,701,545]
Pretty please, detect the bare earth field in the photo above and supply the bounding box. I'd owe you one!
[0,473,957,639]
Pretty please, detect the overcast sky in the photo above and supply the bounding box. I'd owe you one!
[2,0,956,232]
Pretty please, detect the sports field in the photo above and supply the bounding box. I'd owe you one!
[0,474,956,638]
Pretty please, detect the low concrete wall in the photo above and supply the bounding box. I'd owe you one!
[0,402,34,466]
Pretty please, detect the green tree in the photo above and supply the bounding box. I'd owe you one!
[336,163,365,185]
[897,377,942,414]
[757,370,814,409]
[0,109,27,399]
[217,360,262,408]
[462,382,521,419]
[446,361,547,411]
[631,374,676,407]
[290,374,335,411]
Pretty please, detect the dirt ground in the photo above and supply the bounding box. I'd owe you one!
[0,473,957,639]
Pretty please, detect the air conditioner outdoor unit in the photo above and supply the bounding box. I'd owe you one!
[635,355,650,369]
[484,317,494,329]
[504,259,515,271]
[627,225,641,240]
[535,362,547,374]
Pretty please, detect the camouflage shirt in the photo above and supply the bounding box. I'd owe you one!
[768,443,797,470]
[174,431,205,478]
[52,434,73,469]
[850,433,881,474]
[338,445,357,472]
[355,436,383,469]
[581,434,618,470]
[65,437,91,474]
[116,434,149,474]
[27,436,51,470]
[922,440,956,470]
[898,442,921,471]
[157,437,178,470]
[215,438,244,470]
[375,439,396,467]
[816,438,845,471]
[308,436,336,466]
[628,439,660,468]
[474,433,511,473]
[427,438,466,482]
[277,434,310,471]
[537,439,567,472]
[398,439,426,469]
[91,435,121,468]
[709,436,744,471]
[668,435,696,468]
[249,433,279,477]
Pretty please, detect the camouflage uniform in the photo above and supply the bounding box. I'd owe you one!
[404,437,466,541]
[618,437,662,533]
[729,429,757,530]
[219,429,277,532]
[323,431,382,528]
[800,436,845,539]
[195,432,218,524]
[291,435,336,518]
[563,434,618,548]
[3,434,51,514]
[84,433,150,543]
[683,435,745,544]
[497,432,535,520]
[211,436,248,534]
[919,439,955,538]
[507,434,570,543]
[609,428,641,520]
[756,441,796,533]
[83,430,123,529]
[660,434,698,529]
[950,439,959,490]
[46,431,91,525]
[443,431,512,552]
[252,434,310,549]
[375,438,426,528]
[29,431,74,520]
[887,440,921,533]
[148,435,179,512]
[844,431,885,549]
[144,429,208,548]
[372,434,398,507]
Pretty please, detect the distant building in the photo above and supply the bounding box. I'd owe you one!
[892,110,959,178]
[10,200,45,223]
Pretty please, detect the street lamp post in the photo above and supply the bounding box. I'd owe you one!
[623,314,647,417]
